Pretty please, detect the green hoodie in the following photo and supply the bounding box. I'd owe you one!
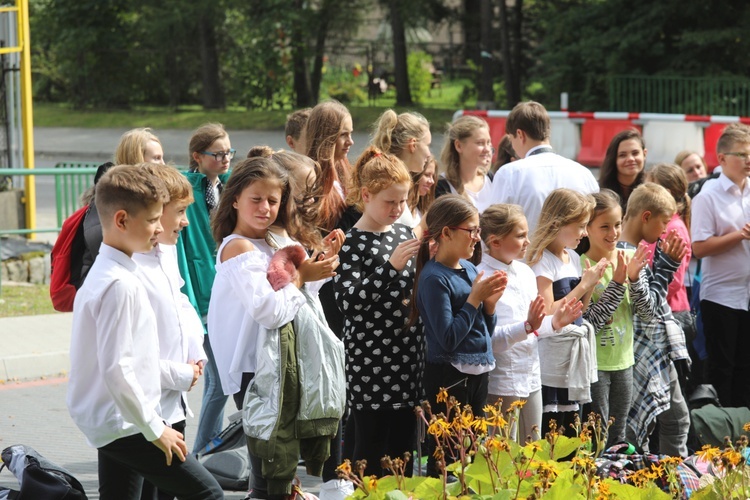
[176,170,231,323]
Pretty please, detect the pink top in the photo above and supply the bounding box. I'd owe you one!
[646,213,691,312]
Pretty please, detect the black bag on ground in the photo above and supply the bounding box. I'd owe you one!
[0,444,87,499]
[196,411,251,491]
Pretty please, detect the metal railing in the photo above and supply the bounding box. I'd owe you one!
[0,164,98,238]
[609,75,750,116]
[0,165,97,293]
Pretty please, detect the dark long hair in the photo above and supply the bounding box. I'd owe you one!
[599,129,646,210]
[408,194,480,328]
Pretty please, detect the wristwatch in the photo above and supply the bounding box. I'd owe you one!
[524,321,539,337]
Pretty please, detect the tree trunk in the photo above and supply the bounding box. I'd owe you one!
[197,21,224,109]
[463,0,481,65]
[390,0,413,106]
[310,13,331,103]
[291,0,314,107]
[498,0,521,106]
[478,0,494,104]
[510,0,523,105]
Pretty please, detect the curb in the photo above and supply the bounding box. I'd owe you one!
[0,313,73,382]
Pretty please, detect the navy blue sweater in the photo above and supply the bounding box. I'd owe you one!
[416,259,496,366]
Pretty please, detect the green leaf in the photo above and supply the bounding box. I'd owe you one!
[384,491,410,500]
[411,477,445,499]
[606,479,672,499]
[542,469,584,500]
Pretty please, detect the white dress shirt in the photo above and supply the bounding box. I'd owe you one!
[691,173,750,310]
[133,244,207,424]
[482,149,599,233]
[478,254,557,397]
[208,234,306,396]
[67,244,165,448]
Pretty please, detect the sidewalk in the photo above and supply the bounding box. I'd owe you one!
[0,313,72,382]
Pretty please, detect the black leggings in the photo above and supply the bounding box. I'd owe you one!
[349,407,416,478]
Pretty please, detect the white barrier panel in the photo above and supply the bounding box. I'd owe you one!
[550,118,580,160]
[642,121,705,166]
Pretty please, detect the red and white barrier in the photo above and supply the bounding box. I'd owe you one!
[453,109,750,169]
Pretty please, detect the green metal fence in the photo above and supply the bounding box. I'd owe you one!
[609,75,750,116]
[0,164,98,238]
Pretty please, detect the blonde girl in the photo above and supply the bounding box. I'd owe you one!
[372,109,433,229]
[527,188,607,435]
[333,146,424,478]
[115,127,165,165]
[581,189,654,448]
[435,116,494,209]
[478,204,583,443]
[674,150,708,183]
[207,157,341,498]
[411,194,506,476]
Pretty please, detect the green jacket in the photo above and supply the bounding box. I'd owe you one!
[176,171,231,322]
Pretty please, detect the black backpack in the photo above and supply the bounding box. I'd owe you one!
[196,411,251,491]
[0,445,87,499]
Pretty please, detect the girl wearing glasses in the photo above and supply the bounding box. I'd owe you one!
[435,115,494,211]
[410,194,507,476]
[178,122,234,454]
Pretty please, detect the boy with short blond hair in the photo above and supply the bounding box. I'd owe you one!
[618,182,691,457]
[285,108,312,154]
[67,165,223,499]
[692,123,750,409]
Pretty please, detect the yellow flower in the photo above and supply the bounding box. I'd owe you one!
[696,444,721,463]
[428,418,451,439]
[471,417,489,434]
[436,387,449,403]
[723,449,742,467]
[336,459,352,476]
[367,475,377,491]
[743,422,750,433]
[510,399,527,410]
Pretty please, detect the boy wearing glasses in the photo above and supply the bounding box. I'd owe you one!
[691,123,750,408]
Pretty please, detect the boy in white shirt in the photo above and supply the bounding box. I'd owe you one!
[133,164,218,499]
[66,165,223,500]
[692,123,750,409]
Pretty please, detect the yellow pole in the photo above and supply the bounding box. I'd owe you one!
[18,0,35,238]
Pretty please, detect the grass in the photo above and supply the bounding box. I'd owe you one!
[32,80,473,132]
[0,283,56,317]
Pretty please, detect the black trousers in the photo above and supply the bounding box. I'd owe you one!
[701,299,750,408]
[423,362,489,477]
[350,407,416,478]
[98,428,223,500]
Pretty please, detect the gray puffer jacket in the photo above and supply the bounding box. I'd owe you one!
[242,286,346,441]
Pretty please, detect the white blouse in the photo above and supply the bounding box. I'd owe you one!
[207,234,305,396]
[477,254,557,397]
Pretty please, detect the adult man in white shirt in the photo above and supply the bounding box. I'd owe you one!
[480,101,599,233]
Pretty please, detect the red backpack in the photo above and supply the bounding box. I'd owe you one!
[49,205,89,312]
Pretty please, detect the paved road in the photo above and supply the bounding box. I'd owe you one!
[0,376,324,498]
[23,127,446,243]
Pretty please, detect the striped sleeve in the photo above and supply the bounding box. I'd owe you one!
[583,280,626,333]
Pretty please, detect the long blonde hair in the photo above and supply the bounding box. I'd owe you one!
[440,115,488,196]
[526,189,595,267]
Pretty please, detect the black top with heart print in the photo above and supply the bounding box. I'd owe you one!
[333,223,425,411]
